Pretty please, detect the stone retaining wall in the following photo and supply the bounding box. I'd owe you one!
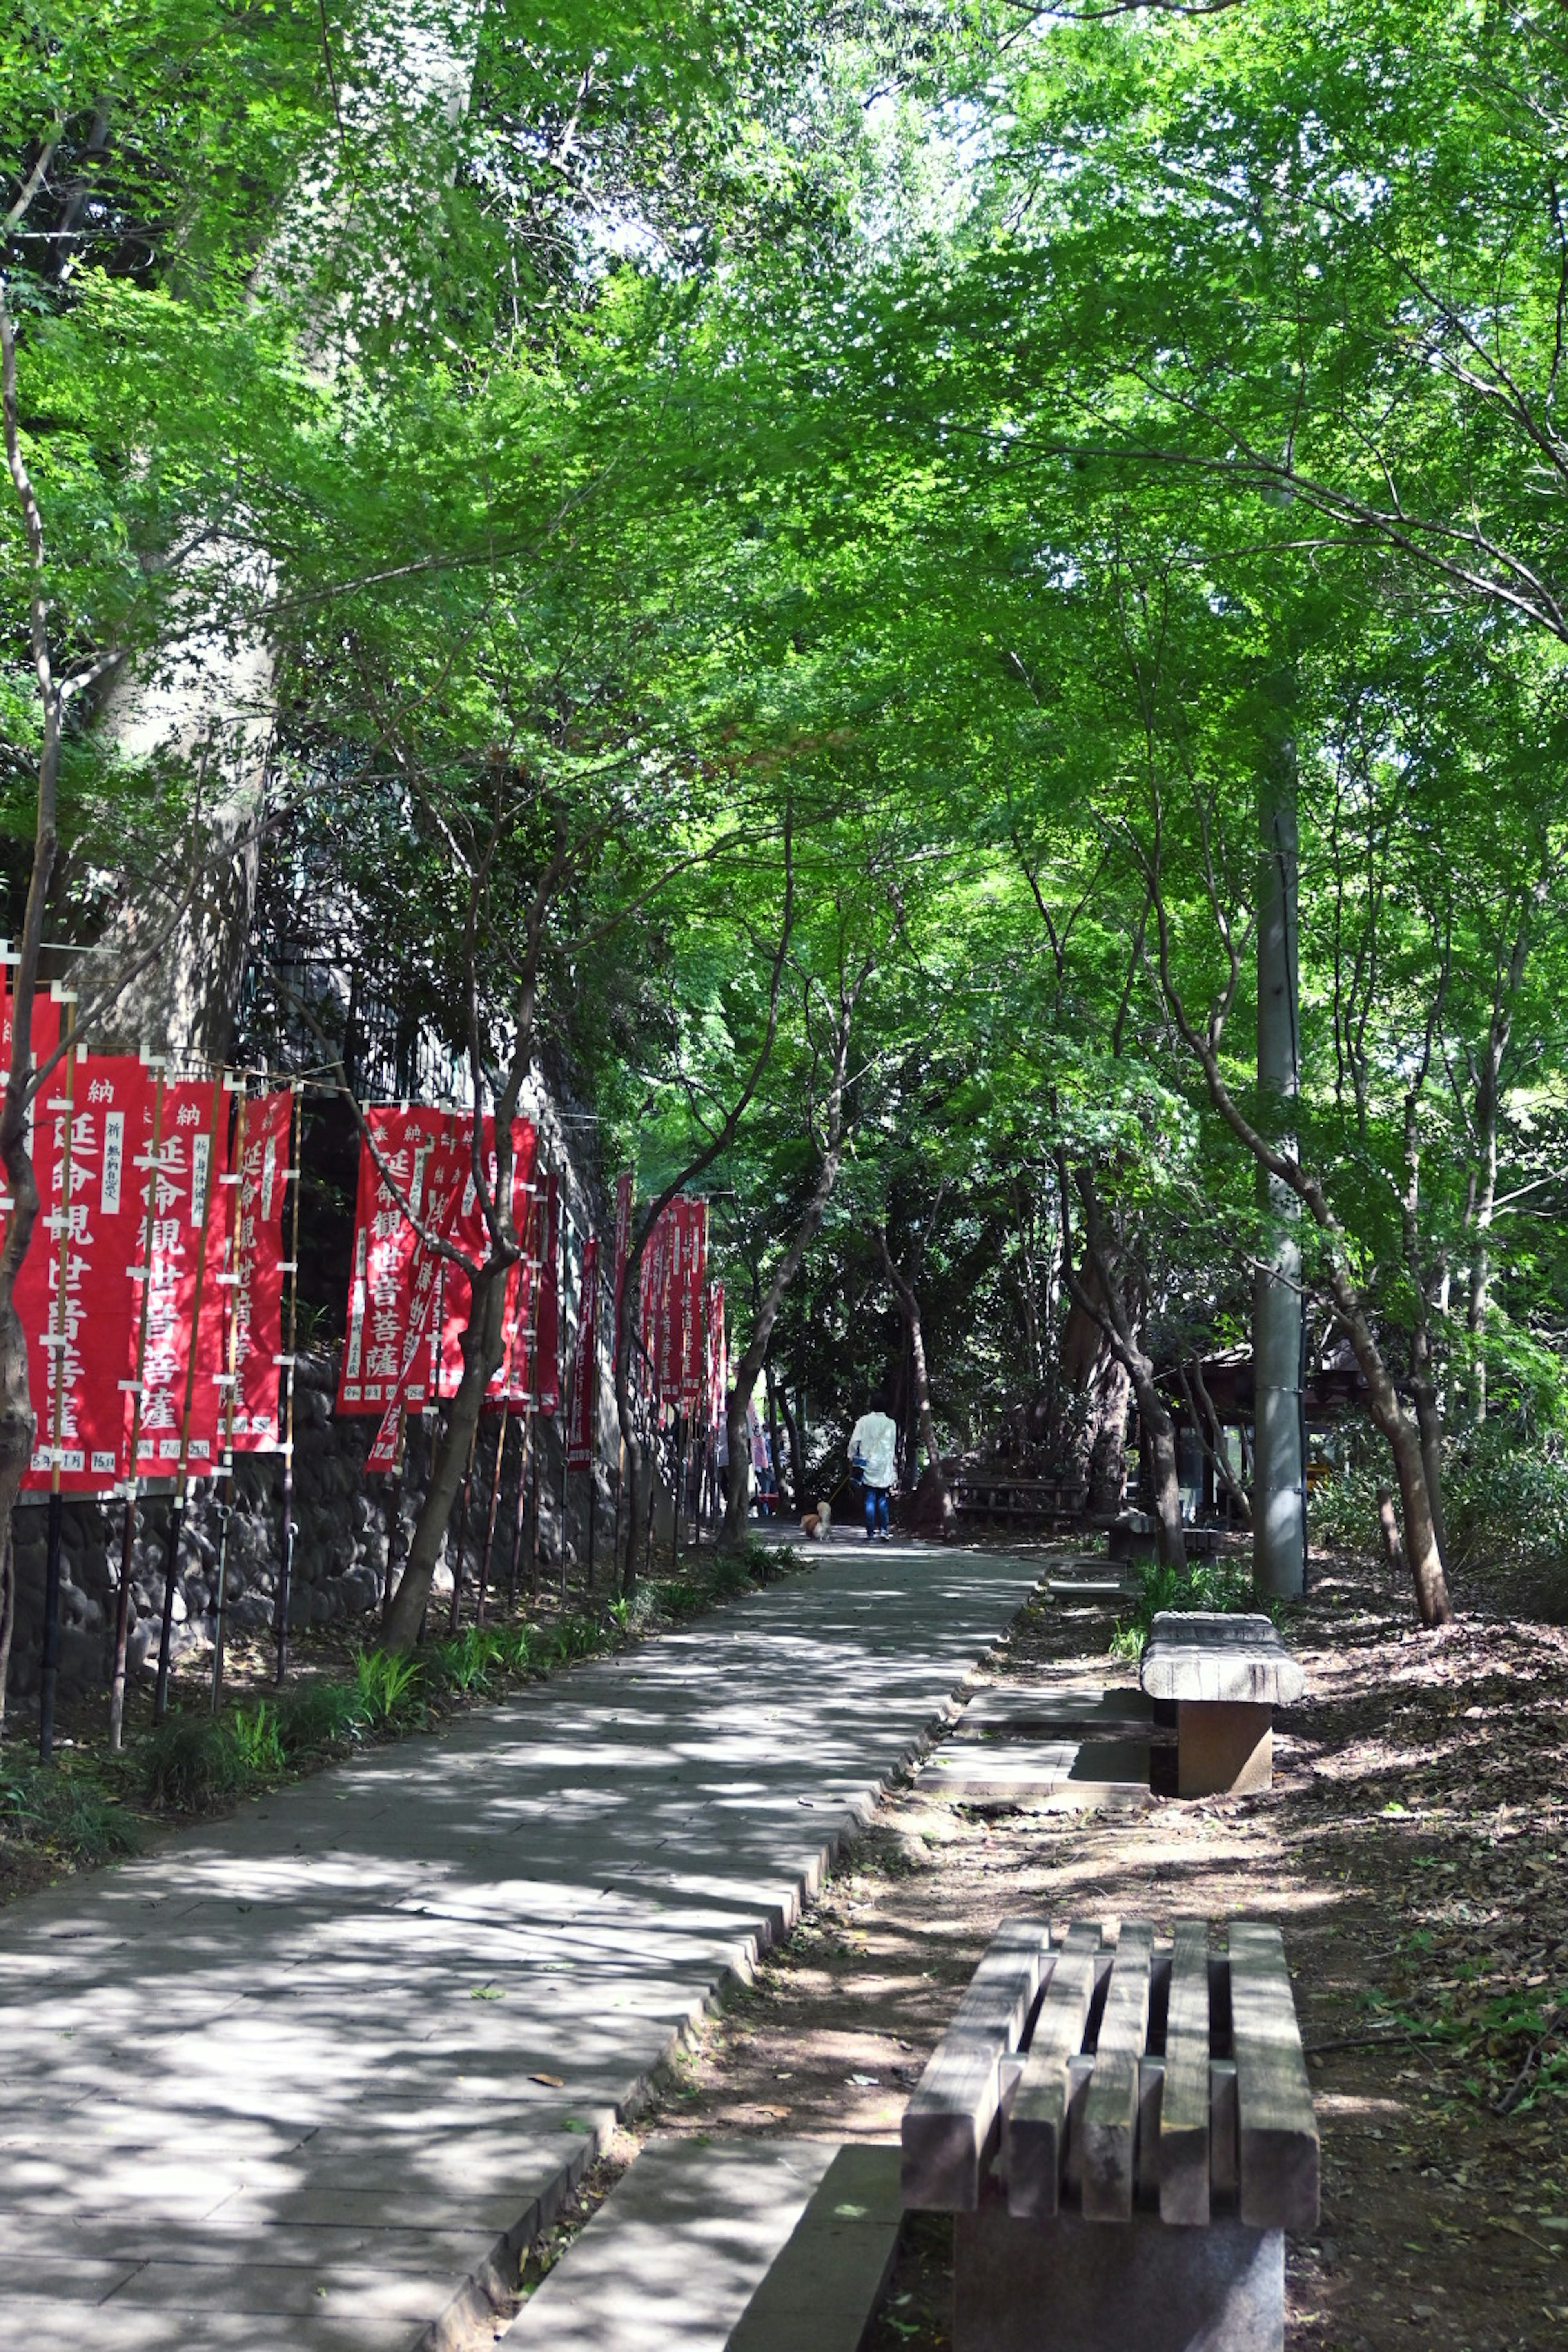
[6,1349,615,1714]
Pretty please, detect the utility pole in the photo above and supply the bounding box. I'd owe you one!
[1254,683,1306,1599]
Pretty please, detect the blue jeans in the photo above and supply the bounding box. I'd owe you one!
[864,1485,890,1538]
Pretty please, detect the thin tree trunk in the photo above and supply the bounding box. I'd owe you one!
[0,279,63,1733]
[1054,1158,1185,1571]
[719,1150,843,1543]
[383,1267,506,1650]
[1144,878,1451,1624]
[1178,1361,1253,1529]
[874,1229,955,1537]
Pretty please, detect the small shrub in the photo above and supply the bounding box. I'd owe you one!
[1109,1555,1275,1659]
[140,1713,246,1809]
[1310,1464,1386,1557]
[491,1624,534,1676]
[277,1679,361,1758]
[228,1701,286,1781]
[651,1577,704,1619]
[707,1555,753,1600]
[350,1646,424,1732]
[0,1764,139,1862]
[427,1626,496,1695]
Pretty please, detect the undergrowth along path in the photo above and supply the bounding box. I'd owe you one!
[0,1537,1041,2352]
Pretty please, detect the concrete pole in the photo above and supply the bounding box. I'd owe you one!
[1254,716,1306,1599]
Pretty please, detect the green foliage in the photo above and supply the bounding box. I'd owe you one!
[0,1762,139,1864]
[275,1678,363,1758]
[139,1712,249,1809]
[349,1647,425,1732]
[227,1701,286,1781]
[1309,1467,1388,1561]
[426,1627,497,1696]
[1109,1557,1275,1662]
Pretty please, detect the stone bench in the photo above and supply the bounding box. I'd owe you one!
[1139,1611,1305,1796]
[901,1916,1319,2352]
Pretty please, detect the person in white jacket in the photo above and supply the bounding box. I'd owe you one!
[848,1390,899,1541]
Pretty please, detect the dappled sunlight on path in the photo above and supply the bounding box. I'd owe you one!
[0,1541,1039,2350]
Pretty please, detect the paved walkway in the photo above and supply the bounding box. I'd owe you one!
[0,1540,1041,2351]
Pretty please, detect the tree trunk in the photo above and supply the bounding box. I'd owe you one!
[1145,864,1452,1627]
[1178,1361,1253,1530]
[1054,1160,1185,1571]
[1142,1403,1186,1569]
[719,1156,841,1544]
[382,1265,505,1650]
[1254,706,1306,1598]
[875,1230,955,1537]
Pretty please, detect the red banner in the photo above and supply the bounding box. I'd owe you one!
[535,1170,561,1415]
[674,1199,704,1411]
[502,1179,539,1413]
[565,1234,599,1470]
[611,1169,632,1345]
[16,1049,147,1493]
[338,1107,467,1414]
[638,1207,666,1400]
[223,1090,293,1452]
[706,1281,726,1427]
[436,1117,537,1403]
[130,1074,231,1478]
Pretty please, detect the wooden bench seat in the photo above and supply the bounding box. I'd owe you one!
[901,1916,1318,2352]
[954,1475,1088,1527]
[1139,1611,1305,1797]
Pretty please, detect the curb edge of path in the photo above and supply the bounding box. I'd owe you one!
[415,1608,1018,2352]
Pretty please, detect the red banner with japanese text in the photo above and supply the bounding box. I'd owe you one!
[435,1118,537,1403]
[565,1235,598,1470]
[338,1107,467,1414]
[534,1170,561,1415]
[223,1090,293,1452]
[129,1074,231,1478]
[611,1170,632,1337]
[16,1049,147,1492]
[706,1281,726,1427]
[678,1200,707,1412]
[502,1178,539,1412]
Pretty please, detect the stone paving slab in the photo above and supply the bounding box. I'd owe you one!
[0,1541,1039,2350]
[501,2138,840,2350]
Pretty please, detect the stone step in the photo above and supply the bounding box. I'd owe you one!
[955,1684,1157,1741]
[917,1738,1154,1810]
[502,2138,900,2352]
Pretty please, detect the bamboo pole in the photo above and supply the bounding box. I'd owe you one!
[110,1061,166,1749]
[273,1082,303,1684]
[38,1000,77,1765]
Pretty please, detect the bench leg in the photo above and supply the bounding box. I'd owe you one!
[1176,1702,1273,1797]
[954,2204,1283,2352]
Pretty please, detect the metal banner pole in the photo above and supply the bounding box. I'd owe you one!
[209,1086,247,1711]
[111,1061,165,1748]
[154,1065,226,1724]
[38,1001,77,1764]
[273,1082,303,1684]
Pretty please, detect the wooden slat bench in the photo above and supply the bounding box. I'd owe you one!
[1139,1611,1305,1797]
[901,1916,1318,2352]
[955,1474,1088,1529]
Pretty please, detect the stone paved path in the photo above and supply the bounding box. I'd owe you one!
[0,1540,1041,2350]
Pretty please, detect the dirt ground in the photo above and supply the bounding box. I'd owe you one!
[624,1548,1568,2352]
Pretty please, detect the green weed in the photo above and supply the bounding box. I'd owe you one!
[1109,1555,1275,1660]
[228,1701,286,1780]
[427,1626,497,1695]
[276,1678,361,1757]
[0,1763,139,1862]
[140,1712,247,1809]
[349,1646,424,1731]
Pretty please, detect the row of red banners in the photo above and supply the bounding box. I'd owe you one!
[2,991,292,1495]
[3,994,733,1498]
[339,1137,726,1475]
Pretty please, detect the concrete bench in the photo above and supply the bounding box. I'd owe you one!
[900,1916,1319,2352]
[1139,1611,1305,1796]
